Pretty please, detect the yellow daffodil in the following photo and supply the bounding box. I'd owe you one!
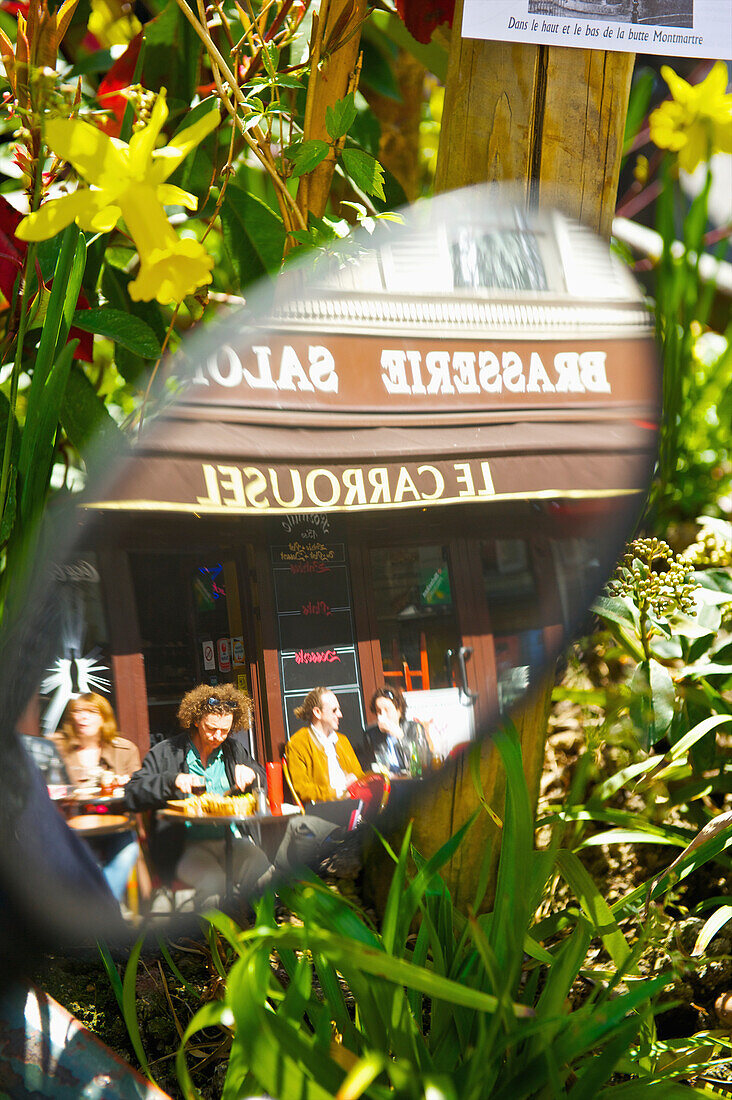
[88,0,141,48]
[650,61,732,174]
[16,92,219,304]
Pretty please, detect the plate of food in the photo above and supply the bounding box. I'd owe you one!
[166,792,257,817]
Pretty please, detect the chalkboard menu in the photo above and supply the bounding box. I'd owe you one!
[271,518,365,743]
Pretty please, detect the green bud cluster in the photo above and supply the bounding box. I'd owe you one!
[680,526,732,568]
[607,537,698,619]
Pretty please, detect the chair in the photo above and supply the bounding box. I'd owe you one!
[281,754,305,813]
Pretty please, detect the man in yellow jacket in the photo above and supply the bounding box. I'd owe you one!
[287,687,365,803]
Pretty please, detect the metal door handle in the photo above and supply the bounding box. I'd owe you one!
[457,646,478,706]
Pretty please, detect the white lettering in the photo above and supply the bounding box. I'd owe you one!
[425,351,454,394]
[417,464,444,501]
[406,350,426,394]
[479,461,495,495]
[269,468,303,508]
[454,462,475,498]
[553,352,582,392]
[308,346,338,393]
[218,465,246,506]
[276,345,315,392]
[342,468,367,506]
[380,350,410,394]
[502,351,525,392]
[478,351,501,392]
[394,466,420,502]
[242,467,269,508]
[305,469,340,508]
[244,346,277,389]
[452,351,480,394]
[209,346,243,388]
[196,464,221,506]
[527,352,556,393]
[579,351,611,393]
[368,468,391,504]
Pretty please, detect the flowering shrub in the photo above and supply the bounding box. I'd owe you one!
[0,0,396,614]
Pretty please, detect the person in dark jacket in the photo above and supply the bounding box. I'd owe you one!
[125,684,270,904]
[365,685,433,777]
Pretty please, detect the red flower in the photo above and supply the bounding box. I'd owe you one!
[96,31,142,137]
[395,0,454,44]
[0,195,94,361]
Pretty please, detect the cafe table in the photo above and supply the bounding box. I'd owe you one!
[158,804,299,904]
[66,812,136,837]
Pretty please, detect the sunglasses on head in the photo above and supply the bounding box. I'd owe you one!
[206,696,235,711]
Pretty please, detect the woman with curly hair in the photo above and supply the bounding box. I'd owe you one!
[125,683,270,905]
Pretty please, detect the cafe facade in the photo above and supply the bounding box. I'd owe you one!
[47,205,658,765]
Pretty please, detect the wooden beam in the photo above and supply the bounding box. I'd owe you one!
[435,0,634,237]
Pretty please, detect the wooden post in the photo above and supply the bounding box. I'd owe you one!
[370,8,636,913]
[435,0,635,238]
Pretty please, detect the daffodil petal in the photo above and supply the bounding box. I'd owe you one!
[703,61,730,101]
[152,108,220,181]
[45,117,126,188]
[129,235,213,304]
[661,65,692,105]
[15,187,119,240]
[156,183,198,211]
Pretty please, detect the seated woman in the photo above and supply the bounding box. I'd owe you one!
[51,693,141,902]
[366,686,433,777]
[125,683,272,906]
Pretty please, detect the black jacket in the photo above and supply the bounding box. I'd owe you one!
[124,734,264,879]
[124,734,264,812]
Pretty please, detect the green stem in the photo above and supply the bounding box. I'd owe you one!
[0,137,45,531]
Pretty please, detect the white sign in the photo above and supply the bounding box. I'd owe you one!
[461,1,730,60]
[202,640,215,671]
[232,636,245,667]
[217,637,232,672]
[404,688,476,759]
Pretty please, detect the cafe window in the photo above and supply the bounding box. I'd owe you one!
[480,539,544,714]
[369,545,460,691]
[129,553,197,710]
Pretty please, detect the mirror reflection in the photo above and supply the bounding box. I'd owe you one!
[7,190,659,931]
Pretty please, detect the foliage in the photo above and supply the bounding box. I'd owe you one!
[620,62,732,528]
[0,0,428,627]
[139,727,723,1100]
[594,529,732,758]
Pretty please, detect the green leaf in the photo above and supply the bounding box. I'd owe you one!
[623,67,655,155]
[71,308,162,358]
[286,140,330,178]
[691,904,732,957]
[593,595,639,632]
[122,934,158,1083]
[556,850,631,969]
[60,364,129,459]
[219,186,286,288]
[142,1,200,108]
[629,659,675,748]
[0,464,17,543]
[19,226,85,523]
[341,147,386,200]
[325,93,357,141]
